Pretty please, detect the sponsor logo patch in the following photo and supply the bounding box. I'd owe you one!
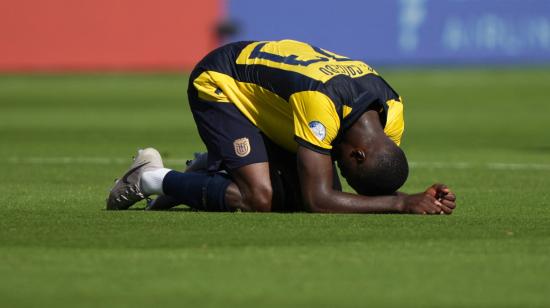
[308,121,326,141]
[233,137,251,157]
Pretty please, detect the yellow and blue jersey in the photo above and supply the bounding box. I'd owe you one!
[189,39,404,154]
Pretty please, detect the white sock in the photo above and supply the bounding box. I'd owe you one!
[141,168,172,196]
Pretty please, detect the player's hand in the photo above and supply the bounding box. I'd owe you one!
[401,184,456,215]
[425,183,456,214]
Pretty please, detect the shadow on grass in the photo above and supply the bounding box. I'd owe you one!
[104,206,195,212]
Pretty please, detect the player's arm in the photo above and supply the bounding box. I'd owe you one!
[297,146,456,214]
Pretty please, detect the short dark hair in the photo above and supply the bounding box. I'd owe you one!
[355,144,409,196]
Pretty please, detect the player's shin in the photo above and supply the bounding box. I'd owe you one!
[161,171,232,211]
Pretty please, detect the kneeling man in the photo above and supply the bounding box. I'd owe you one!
[107,40,456,214]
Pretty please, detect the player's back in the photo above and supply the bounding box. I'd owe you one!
[189,40,404,152]
[236,40,377,94]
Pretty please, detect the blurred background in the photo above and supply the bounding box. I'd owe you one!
[1,0,549,71]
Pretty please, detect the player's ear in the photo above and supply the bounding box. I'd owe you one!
[350,149,366,164]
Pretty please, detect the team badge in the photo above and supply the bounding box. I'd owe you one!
[233,137,251,157]
[308,121,326,141]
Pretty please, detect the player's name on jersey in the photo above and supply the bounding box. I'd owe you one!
[318,62,374,77]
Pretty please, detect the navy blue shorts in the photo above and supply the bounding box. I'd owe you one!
[188,96,269,172]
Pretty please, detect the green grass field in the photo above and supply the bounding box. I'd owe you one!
[1,68,549,307]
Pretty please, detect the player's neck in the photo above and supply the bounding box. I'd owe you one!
[346,110,385,146]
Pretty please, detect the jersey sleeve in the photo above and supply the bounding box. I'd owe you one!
[384,98,405,146]
[289,91,340,154]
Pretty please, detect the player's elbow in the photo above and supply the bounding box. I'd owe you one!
[302,190,332,213]
[243,184,273,212]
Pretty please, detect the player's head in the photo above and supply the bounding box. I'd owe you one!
[338,140,409,195]
[335,111,409,195]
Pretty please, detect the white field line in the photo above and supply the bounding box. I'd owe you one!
[6,156,189,166]
[409,161,550,171]
[5,156,550,171]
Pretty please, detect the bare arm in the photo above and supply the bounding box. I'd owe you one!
[297,146,456,214]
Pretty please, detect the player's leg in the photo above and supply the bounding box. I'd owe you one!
[146,150,282,211]
[106,102,266,212]
[106,147,233,211]
[144,52,275,212]
[186,97,273,211]
[144,152,209,211]
[138,97,272,212]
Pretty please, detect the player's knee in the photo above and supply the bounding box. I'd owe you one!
[244,184,273,212]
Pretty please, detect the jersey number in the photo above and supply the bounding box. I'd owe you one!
[248,42,350,66]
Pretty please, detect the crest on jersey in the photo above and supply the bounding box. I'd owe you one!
[308,121,326,141]
[233,137,251,157]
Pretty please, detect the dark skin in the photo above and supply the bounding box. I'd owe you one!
[225,110,456,214]
[226,162,273,212]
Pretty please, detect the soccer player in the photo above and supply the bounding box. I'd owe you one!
[107,40,456,214]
